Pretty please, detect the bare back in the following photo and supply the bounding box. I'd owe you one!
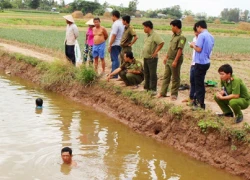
[93,26,108,45]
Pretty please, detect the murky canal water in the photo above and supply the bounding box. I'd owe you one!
[0,70,242,180]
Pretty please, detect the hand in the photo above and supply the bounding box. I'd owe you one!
[128,43,132,47]
[163,59,167,65]
[106,74,111,82]
[127,69,133,73]
[190,42,195,48]
[108,46,111,53]
[151,52,157,58]
[219,90,225,96]
[172,61,177,68]
[216,92,223,99]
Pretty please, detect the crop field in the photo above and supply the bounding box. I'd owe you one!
[0,10,250,90]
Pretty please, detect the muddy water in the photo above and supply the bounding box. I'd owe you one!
[0,71,242,180]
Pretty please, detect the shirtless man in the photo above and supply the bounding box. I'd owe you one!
[93,17,109,74]
[61,147,77,167]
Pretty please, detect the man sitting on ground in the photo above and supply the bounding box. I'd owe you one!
[214,64,250,123]
[61,147,77,166]
[107,51,144,88]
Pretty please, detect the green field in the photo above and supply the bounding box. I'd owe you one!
[0,10,250,89]
[0,28,249,59]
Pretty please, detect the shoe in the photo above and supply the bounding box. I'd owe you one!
[217,113,234,117]
[178,84,190,90]
[150,91,157,97]
[235,116,243,123]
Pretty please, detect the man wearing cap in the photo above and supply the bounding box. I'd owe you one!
[63,15,79,65]
[93,17,109,74]
[107,51,144,88]
[83,19,94,64]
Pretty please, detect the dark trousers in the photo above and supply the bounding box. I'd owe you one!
[194,63,210,105]
[189,65,196,100]
[143,58,158,91]
[65,45,76,65]
[119,70,144,86]
[111,45,121,78]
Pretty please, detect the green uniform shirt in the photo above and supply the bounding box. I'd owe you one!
[120,25,136,47]
[142,31,164,59]
[221,75,250,100]
[167,31,186,61]
[120,59,143,75]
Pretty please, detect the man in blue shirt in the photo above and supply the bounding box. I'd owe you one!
[190,20,214,109]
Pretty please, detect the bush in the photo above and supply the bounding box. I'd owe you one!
[75,64,97,85]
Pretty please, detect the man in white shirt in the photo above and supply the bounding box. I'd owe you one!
[108,10,124,78]
[189,25,198,103]
[63,15,79,66]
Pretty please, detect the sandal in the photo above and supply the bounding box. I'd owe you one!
[171,95,177,101]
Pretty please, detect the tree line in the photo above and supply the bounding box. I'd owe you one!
[0,0,249,23]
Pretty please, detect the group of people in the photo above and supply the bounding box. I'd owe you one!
[63,11,249,123]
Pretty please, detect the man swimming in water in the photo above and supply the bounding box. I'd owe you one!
[61,147,77,166]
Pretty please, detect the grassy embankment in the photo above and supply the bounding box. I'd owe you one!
[1,10,250,145]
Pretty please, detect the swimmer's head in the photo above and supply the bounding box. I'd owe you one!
[61,147,73,164]
[36,98,43,107]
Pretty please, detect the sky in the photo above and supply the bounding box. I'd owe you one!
[92,0,249,17]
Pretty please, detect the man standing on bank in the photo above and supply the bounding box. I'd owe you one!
[214,64,250,123]
[107,51,144,88]
[63,15,79,66]
[93,17,109,74]
[190,20,214,109]
[142,20,164,94]
[108,10,124,78]
[120,15,138,65]
[157,20,186,100]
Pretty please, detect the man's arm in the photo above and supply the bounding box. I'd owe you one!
[108,34,117,53]
[127,69,141,74]
[152,42,164,58]
[73,25,79,39]
[216,93,240,100]
[128,35,138,46]
[103,27,109,40]
[107,68,122,81]
[192,44,202,52]
[172,48,183,68]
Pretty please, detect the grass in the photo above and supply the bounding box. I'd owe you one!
[1,51,97,87]
[0,28,249,59]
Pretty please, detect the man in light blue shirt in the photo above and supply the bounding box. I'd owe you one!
[190,20,214,109]
[108,10,124,78]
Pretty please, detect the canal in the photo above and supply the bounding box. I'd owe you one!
[0,70,242,180]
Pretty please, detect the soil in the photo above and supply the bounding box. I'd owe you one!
[1,43,250,179]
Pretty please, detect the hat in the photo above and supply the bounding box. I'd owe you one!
[86,19,94,25]
[63,15,75,23]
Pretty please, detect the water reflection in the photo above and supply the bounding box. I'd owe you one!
[0,70,243,180]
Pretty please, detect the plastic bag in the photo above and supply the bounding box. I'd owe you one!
[74,40,82,63]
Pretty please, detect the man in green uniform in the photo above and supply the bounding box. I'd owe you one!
[158,19,186,100]
[214,64,250,123]
[142,21,164,94]
[120,15,138,65]
[107,51,144,87]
